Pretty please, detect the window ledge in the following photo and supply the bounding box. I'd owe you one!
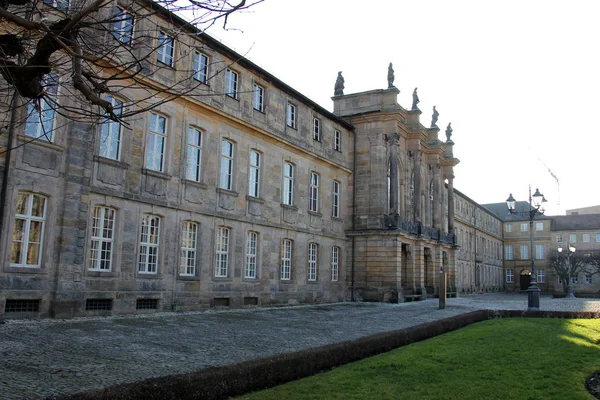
[86,270,117,278]
[332,217,344,222]
[281,204,298,211]
[142,168,171,180]
[136,273,162,279]
[184,179,208,189]
[217,188,239,197]
[212,276,231,281]
[308,210,323,218]
[246,195,265,204]
[4,266,46,274]
[94,155,130,169]
[177,275,200,281]
[17,134,63,152]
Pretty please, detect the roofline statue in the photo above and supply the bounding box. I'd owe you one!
[411,87,420,110]
[446,123,453,142]
[334,71,345,96]
[431,106,439,128]
[387,63,395,89]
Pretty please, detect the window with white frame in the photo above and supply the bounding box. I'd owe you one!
[248,150,261,198]
[99,96,123,160]
[505,223,512,233]
[43,0,68,12]
[112,7,134,44]
[520,223,528,232]
[281,239,292,280]
[331,246,340,281]
[25,73,59,142]
[225,69,238,98]
[215,227,230,277]
[520,245,528,260]
[308,243,318,281]
[138,215,160,274]
[537,269,545,283]
[286,103,296,129]
[536,244,544,260]
[583,233,591,243]
[282,162,294,205]
[179,221,198,276]
[332,180,341,218]
[253,83,264,112]
[334,130,341,152]
[146,113,167,172]
[185,127,202,182]
[569,233,577,243]
[313,118,321,141]
[571,275,578,284]
[193,51,209,83]
[505,245,514,260]
[586,274,593,284]
[88,206,115,271]
[536,222,544,231]
[10,193,46,267]
[157,31,174,66]
[219,139,234,190]
[506,269,514,283]
[556,234,563,243]
[245,231,258,278]
[309,172,319,212]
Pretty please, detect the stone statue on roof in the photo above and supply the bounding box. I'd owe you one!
[387,63,395,88]
[446,123,453,141]
[411,87,420,110]
[334,71,344,96]
[431,106,439,128]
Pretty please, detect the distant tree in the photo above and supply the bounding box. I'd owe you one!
[584,250,600,276]
[548,249,589,295]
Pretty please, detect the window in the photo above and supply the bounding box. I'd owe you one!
[571,275,578,284]
[536,244,544,260]
[583,233,591,243]
[138,215,160,274]
[505,245,514,260]
[248,150,260,198]
[596,233,600,242]
[506,269,514,283]
[185,127,203,182]
[253,83,264,112]
[225,69,238,99]
[308,243,318,281]
[520,245,528,260]
[219,139,234,190]
[569,233,577,243]
[556,234,563,243]
[281,239,292,280]
[586,274,593,284]
[146,113,167,172]
[309,172,319,212]
[313,118,321,141]
[286,103,296,129]
[193,51,209,83]
[157,31,174,66]
[215,227,229,277]
[245,231,258,278]
[99,96,123,160]
[282,162,294,205]
[179,222,198,276]
[332,180,341,218]
[10,193,46,267]
[537,269,545,283]
[520,223,528,232]
[334,130,341,152]
[505,223,512,233]
[331,246,340,281]
[536,222,544,231]
[112,7,134,44]
[25,73,59,142]
[88,206,115,271]
[43,0,68,11]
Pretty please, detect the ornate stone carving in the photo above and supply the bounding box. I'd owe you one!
[431,106,439,128]
[386,132,399,146]
[446,123,453,142]
[412,87,420,110]
[368,132,384,146]
[334,71,344,96]
[387,63,395,89]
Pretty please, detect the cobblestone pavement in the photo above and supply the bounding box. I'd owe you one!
[2,293,600,399]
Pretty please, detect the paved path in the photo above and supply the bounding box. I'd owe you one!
[2,293,600,399]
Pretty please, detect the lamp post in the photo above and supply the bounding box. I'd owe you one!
[558,244,576,298]
[506,186,547,310]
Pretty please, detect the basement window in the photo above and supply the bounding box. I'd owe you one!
[85,299,113,311]
[136,298,159,310]
[5,299,40,313]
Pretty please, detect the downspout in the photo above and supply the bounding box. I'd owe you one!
[0,91,19,245]
[350,127,357,302]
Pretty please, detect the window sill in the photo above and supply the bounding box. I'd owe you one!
[177,275,200,281]
[332,217,344,222]
[94,155,130,169]
[212,276,231,281]
[86,270,117,278]
[286,124,297,130]
[157,59,175,70]
[17,134,63,152]
[217,188,239,197]
[4,265,46,274]
[136,273,162,279]
[308,210,323,218]
[253,107,265,114]
[246,195,264,203]
[184,179,208,189]
[142,168,171,180]
[225,94,239,101]
[281,204,298,211]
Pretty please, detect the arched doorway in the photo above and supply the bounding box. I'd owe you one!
[520,269,531,291]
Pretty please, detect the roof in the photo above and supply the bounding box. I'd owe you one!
[481,201,549,222]
[551,215,600,231]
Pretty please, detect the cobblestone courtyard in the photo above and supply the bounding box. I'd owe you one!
[2,293,600,399]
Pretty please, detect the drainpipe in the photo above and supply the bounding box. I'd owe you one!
[0,91,19,246]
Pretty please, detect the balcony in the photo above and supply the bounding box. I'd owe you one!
[384,215,455,245]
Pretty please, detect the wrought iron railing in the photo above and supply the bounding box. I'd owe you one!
[384,215,456,245]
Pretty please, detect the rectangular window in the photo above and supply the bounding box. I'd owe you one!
[520,245,528,260]
[505,223,512,233]
[193,51,209,83]
[281,239,292,280]
[88,206,115,271]
[537,269,545,283]
[334,130,341,152]
[25,73,59,142]
[225,69,238,99]
[536,244,544,260]
[309,172,319,212]
[506,269,514,283]
[99,96,123,160]
[157,31,174,66]
[215,227,229,277]
[146,113,167,172]
[569,233,577,243]
[248,150,260,198]
[179,221,198,276]
[138,215,160,274]
[520,223,528,232]
[308,243,318,281]
[536,222,544,231]
[332,180,341,218]
[10,193,46,267]
[313,118,320,141]
[571,275,578,284]
[185,127,203,182]
[283,162,294,205]
[286,103,296,129]
[586,274,593,284]
[219,139,234,190]
[112,7,134,44]
[43,0,68,12]
[245,231,258,278]
[556,234,563,243]
[583,233,591,243]
[505,245,513,260]
[596,233,600,242]
[253,83,264,112]
[331,246,340,281]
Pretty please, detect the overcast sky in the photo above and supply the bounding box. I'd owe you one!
[208,0,600,216]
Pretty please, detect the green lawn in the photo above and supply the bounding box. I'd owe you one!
[238,319,600,400]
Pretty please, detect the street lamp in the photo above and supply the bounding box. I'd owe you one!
[506,186,547,310]
[558,244,576,298]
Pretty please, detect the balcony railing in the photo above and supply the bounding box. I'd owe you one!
[384,215,456,245]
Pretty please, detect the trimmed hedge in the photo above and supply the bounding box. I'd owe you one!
[52,309,600,400]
